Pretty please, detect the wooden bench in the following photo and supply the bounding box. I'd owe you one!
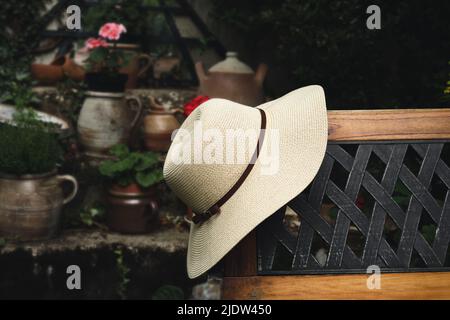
[222,109,450,299]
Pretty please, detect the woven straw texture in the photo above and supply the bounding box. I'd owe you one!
[164,85,328,278]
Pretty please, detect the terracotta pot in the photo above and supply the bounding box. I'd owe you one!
[31,55,85,85]
[0,171,78,240]
[196,51,267,106]
[77,91,143,160]
[75,43,153,89]
[121,54,153,89]
[62,55,85,81]
[106,183,159,234]
[143,96,182,152]
[153,55,180,79]
[31,62,64,85]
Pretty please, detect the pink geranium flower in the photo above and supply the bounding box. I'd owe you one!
[85,37,108,50]
[99,22,127,41]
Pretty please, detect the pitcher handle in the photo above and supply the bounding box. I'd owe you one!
[195,62,208,82]
[137,54,153,78]
[126,95,144,130]
[255,63,268,85]
[57,175,78,205]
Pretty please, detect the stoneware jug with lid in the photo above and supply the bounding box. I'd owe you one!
[195,51,267,106]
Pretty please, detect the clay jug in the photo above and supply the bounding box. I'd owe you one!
[0,171,78,240]
[78,92,143,159]
[106,183,159,234]
[143,96,182,152]
[74,43,152,89]
[31,55,85,84]
[196,52,267,106]
[117,44,153,89]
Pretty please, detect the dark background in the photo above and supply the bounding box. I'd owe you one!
[207,0,450,109]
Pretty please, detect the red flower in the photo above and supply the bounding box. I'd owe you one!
[85,37,108,50]
[99,22,127,41]
[183,96,210,116]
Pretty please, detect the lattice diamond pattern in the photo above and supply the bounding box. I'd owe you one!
[257,142,450,274]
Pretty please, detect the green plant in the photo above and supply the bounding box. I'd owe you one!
[99,144,163,188]
[421,224,437,244]
[392,182,411,208]
[152,285,184,300]
[0,124,62,175]
[80,204,106,227]
[0,1,49,104]
[83,0,161,41]
[84,23,131,74]
[114,247,130,299]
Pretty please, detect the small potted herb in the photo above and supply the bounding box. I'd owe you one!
[99,144,164,233]
[0,105,78,240]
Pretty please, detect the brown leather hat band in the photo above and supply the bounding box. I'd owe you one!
[192,109,267,224]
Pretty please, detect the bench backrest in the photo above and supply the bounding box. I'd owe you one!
[223,109,450,298]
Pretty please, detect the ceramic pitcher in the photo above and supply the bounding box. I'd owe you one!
[78,91,143,159]
[143,96,182,152]
[196,51,267,106]
[0,171,78,240]
[75,43,152,89]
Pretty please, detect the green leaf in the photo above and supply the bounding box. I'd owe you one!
[392,195,410,206]
[152,285,184,300]
[80,210,93,226]
[394,183,410,196]
[98,159,117,177]
[135,152,159,171]
[110,144,129,159]
[0,238,6,248]
[421,224,437,244]
[135,170,163,188]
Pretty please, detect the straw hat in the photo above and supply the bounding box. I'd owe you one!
[164,85,328,278]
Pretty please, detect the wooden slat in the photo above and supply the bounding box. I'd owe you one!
[328,109,450,141]
[222,272,450,300]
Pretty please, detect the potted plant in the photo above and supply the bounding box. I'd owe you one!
[77,22,143,161]
[83,22,130,92]
[0,105,78,240]
[99,144,164,234]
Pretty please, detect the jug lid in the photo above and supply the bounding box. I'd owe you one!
[208,52,254,74]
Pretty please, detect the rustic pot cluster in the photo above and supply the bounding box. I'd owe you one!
[12,45,269,238]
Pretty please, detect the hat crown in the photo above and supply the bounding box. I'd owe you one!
[163,100,262,214]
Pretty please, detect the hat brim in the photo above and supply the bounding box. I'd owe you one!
[187,85,328,278]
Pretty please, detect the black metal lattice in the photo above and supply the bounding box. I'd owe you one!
[257,141,450,274]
